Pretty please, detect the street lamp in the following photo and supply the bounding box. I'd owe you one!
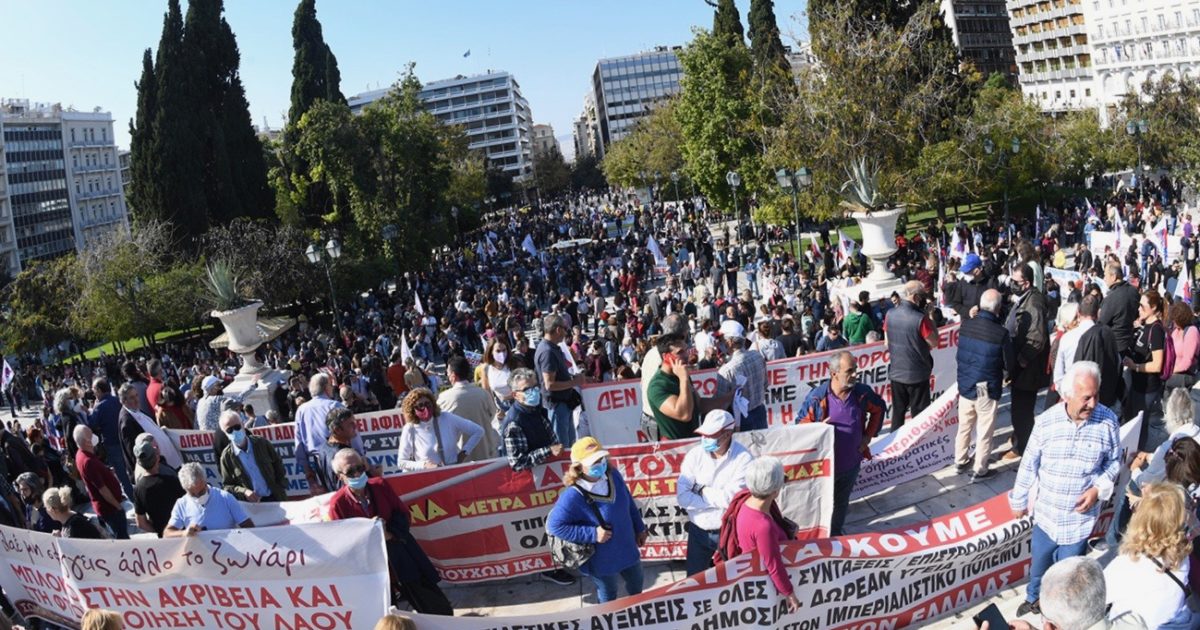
[776,167,814,258]
[670,171,681,205]
[653,171,661,203]
[451,206,460,241]
[726,170,743,234]
[1126,119,1149,201]
[983,137,1021,239]
[305,238,343,337]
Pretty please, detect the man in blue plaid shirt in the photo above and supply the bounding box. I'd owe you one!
[1009,360,1121,618]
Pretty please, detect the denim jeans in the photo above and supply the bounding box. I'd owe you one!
[1027,524,1088,603]
[101,510,129,540]
[685,522,720,576]
[589,562,644,604]
[549,401,576,446]
[739,405,767,432]
[831,464,861,536]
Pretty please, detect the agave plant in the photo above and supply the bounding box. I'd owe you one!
[203,259,250,312]
[839,156,887,215]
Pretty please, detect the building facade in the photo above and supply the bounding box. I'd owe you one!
[531,123,560,159]
[573,91,600,162]
[1007,0,1096,112]
[349,71,534,182]
[1089,0,1200,124]
[943,0,1018,81]
[590,46,684,157]
[0,100,129,277]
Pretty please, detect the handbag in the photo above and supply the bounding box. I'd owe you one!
[548,486,608,570]
[1151,556,1200,612]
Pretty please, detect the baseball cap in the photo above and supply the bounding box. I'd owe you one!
[696,410,736,436]
[570,437,609,466]
[133,440,158,468]
[202,375,222,393]
[718,319,745,339]
[960,253,982,274]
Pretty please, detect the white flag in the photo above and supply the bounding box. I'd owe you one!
[400,333,413,366]
[414,292,425,315]
[646,236,667,267]
[1,359,13,390]
[1177,259,1192,303]
[521,234,538,257]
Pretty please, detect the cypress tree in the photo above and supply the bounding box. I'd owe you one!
[151,0,208,243]
[218,19,274,221]
[288,0,344,127]
[128,48,159,222]
[712,0,745,46]
[748,0,792,84]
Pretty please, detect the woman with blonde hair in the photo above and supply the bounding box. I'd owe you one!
[1105,482,1197,629]
[396,388,483,471]
[373,615,416,630]
[81,609,123,630]
[43,486,104,539]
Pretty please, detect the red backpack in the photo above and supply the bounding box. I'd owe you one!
[712,489,797,565]
[1161,322,1176,381]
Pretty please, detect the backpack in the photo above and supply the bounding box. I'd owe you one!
[1161,322,1176,381]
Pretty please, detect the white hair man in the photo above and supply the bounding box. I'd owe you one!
[217,410,287,502]
[1003,556,1145,629]
[164,462,254,537]
[73,424,129,539]
[1010,361,1121,617]
[954,288,1015,480]
[676,410,754,576]
[293,372,362,493]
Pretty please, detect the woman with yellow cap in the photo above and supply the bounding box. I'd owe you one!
[546,437,648,603]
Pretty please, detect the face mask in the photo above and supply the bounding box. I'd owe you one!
[587,460,607,478]
[192,490,211,507]
[522,387,542,407]
[346,473,369,490]
[91,434,100,448]
[494,351,508,364]
[700,436,721,453]
[229,429,247,446]
[415,407,433,421]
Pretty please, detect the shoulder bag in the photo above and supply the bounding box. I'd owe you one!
[548,486,609,570]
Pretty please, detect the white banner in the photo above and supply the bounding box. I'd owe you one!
[853,385,960,499]
[0,519,389,629]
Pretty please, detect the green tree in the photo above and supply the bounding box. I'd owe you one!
[1047,109,1119,187]
[533,147,571,200]
[288,0,344,124]
[570,154,607,192]
[1119,75,1200,179]
[676,29,762,216]
[0,257,80,354]
[198,219,312,311]
[602,98,685,189]
[710,0,745,45]
[128,49,159,222]
[747,0,792,91]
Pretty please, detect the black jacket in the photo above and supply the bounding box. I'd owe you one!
[1006,289,1050,392]
[1075,322,1123,408]
[951,274,998,321]
[1098,281,1140,356]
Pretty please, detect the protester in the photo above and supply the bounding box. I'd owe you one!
[884,281,936,431]
[1010,361,1121,617]
[1006,263,1050,460]
[117,382,182,479]
[164,462,254,536]
[1131,388,1199,490]
[313,406,364,492]
[328,448,453,615]
[1165,300,1200,389]
[294,373,360,493]
[373,615,416,630]
[796,350,885,535]
[676,409,753,576]
[42,486,104,540]
[132,439,185,537]
[546,437,647,604]
[437,356,501,461]
[14,472,57,534]
[955,289,1014,479]
[87,378,135,500]
[397,388,483,470]
[1074,295,1123,411]
[80,608,124,630]
[724,457,800,613]
[73,424,128,539]
[949,253,996,321]
[217,409,288,502]
[501,368,565,471]
[1124,290,1168,452]
[1105,482,1195,629]
[194,375,229,432]
[535,314,585,445]
[646,333,700,439]
[1100,261,1141,357]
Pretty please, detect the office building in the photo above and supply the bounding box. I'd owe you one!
[1090,0,1200,124]
[0,99,129,276]
[590,46,684,157]
[531,123,560,158]
[943,0,1018,81]
[349,71,534,181]
[1007,0,1095,112]
[119,150,131,212]
[573,91,600,161]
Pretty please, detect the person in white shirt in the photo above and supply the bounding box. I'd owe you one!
[1051,301,1086,396]
[397,388,484,471]
[675,410,754,576]
[1104,482,1195,630]
[1131,388,1200,490]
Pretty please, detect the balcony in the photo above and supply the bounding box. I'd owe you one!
[76,189,120,201]
[68,138,111,148]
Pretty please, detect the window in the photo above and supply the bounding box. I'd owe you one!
[1086,88,1092,96]
[1070,89,1076,97]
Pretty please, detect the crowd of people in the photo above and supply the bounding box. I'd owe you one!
[1,178,1200,627]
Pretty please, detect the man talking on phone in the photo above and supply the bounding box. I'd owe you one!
[646,334,700,440]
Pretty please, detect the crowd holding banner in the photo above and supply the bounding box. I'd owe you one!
[0,519,390,629]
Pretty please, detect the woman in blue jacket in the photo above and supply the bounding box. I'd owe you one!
[547,437,648,603]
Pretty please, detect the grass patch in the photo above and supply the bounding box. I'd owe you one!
[73,328,210,362]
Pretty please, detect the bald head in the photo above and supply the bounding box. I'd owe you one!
[900,280,925,302]
[73,424,94,453]
[979,289,1002,314]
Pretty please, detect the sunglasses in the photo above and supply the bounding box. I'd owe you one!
[342,465,366,477]
[414,402,433,410]
[225,424,243,433]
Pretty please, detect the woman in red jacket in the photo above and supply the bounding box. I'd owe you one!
[328,448,452,615]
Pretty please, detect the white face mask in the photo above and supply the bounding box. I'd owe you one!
[191,489,211,507]
[494,351,508,364]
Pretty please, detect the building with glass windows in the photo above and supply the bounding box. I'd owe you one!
[348,70,534,182]
[589,46,684,157]
[0,100,129,277]
[942,0,1018,82]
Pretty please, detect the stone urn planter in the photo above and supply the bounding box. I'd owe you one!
[852,205,905,284]
[213,300,266,374]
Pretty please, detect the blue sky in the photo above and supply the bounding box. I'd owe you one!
[0,0,807,160]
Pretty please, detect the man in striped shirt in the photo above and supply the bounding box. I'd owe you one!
[1009,361,1121,618]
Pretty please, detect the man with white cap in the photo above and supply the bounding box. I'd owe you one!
[194,375,229,432]
[676,410,754,575]
[718,319,768,431]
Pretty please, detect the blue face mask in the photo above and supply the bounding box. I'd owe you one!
[700,436,720,453]
[229,429,247,446]
[346,473,368,490]
[587,460,607,479]
[522,387,542,407]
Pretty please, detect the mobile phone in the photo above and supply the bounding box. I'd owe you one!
[973,603,1007,629]
[662,353,678,369]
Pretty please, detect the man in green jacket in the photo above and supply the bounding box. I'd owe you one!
[218,410,288,502]
[842,300,875,345]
